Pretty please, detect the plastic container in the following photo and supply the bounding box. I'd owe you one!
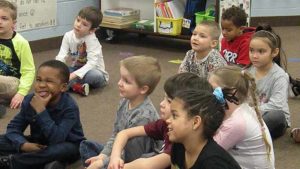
[195,12,215,24]
[195,11,206,24]
[156,17,183,36]
[195,7,216,25]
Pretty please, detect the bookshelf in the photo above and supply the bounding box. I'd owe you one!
[99,0,218,41]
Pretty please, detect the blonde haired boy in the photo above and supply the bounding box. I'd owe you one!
[0,0,35,116]
[80,56,162,169]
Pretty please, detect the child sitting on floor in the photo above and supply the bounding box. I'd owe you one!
[168,89,241,169]
[178,20,227,78]
[0,60,85,169]
[220,6,255,67]
[108,72,212,169]
[56,6,109,96]
[80,56,162,169]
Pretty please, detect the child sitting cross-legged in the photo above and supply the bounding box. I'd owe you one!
[56,6,109,96]
[0,60,85,169]
[80,56,162,169]
[178,20,227,78]
[108,72,212,169]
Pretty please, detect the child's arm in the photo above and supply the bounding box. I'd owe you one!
[72,35,102,79]
[11,38,35,109]
[55,33,70,62]
[260,75,289,112]
[236,39,251,66]
[6,103,30,151]
[30,93,79,144]
[213,116,246,150]
[109,126,147,169]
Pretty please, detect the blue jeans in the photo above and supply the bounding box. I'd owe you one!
[0,135,80,169]
[79,140,104,167]
[69,67,107,89]
[262,110,288,139]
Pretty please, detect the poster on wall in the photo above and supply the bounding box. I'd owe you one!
[219,0,251,26]
[8,0,57,32]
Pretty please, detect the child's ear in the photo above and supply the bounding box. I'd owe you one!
[89,28,97,34]
[272,48,280,58]
[140,85,150,95]
[61,83,68,92]
[210,39,218,48]
[193,116,202,130]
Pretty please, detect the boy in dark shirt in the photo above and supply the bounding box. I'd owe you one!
[0,60,85,169]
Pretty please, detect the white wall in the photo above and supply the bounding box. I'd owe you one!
[21,0,300,41]
[251,0,300,17]
[20,0,98,41]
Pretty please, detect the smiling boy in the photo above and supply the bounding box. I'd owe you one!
[0,60,85,169]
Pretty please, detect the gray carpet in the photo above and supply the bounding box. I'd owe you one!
[0,26,299,169]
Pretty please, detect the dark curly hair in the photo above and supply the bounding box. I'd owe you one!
[222,6,247,27]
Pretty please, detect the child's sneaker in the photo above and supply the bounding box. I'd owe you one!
[0,105,6,119]
[289,75,300,97]
[44,161,66,169]
[71,83,89,96]
[0,156,11,169]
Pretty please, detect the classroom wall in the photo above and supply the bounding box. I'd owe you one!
[20,0,98,41]
[251,0,300,17]
[21,0,299,42]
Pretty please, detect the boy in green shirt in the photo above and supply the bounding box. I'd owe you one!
[0,0,35,117]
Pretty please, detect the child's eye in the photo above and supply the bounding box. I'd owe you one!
[258,49,265,54]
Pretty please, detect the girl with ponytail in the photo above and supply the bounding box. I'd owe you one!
[208,65,274,169]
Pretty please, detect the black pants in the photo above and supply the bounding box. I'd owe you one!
[262,110,288,139]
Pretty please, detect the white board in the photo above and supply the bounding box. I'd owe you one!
[8,0,57,31]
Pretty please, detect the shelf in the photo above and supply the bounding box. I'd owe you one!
[100,26,190,40]
[99,0,219,41]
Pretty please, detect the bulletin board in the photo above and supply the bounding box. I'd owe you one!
[8,0,57,31]
[219,0,251,26]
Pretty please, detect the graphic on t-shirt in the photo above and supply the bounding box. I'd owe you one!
[223,49,237,64]
[69,42,87,68]
[0,44,18,76]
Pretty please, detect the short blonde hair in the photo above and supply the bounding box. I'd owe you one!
[120,55,161,95]
[0,0,17,20]
[197,20,220,40]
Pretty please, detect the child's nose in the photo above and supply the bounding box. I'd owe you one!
[166,117,171,124]
[117,80,122,86]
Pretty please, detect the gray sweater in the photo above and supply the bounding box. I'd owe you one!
[248,63,290,126]
[102,97,160,167]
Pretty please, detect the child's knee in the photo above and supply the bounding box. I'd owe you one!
[0,76,19,99]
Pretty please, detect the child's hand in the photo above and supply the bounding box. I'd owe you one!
[30,93,52,113]
[10,93,24,109]
[108,157,124,169]
[69,73,78,81]
[86,159,104,169]
[291,128,300,143]
[20,142,47,152]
